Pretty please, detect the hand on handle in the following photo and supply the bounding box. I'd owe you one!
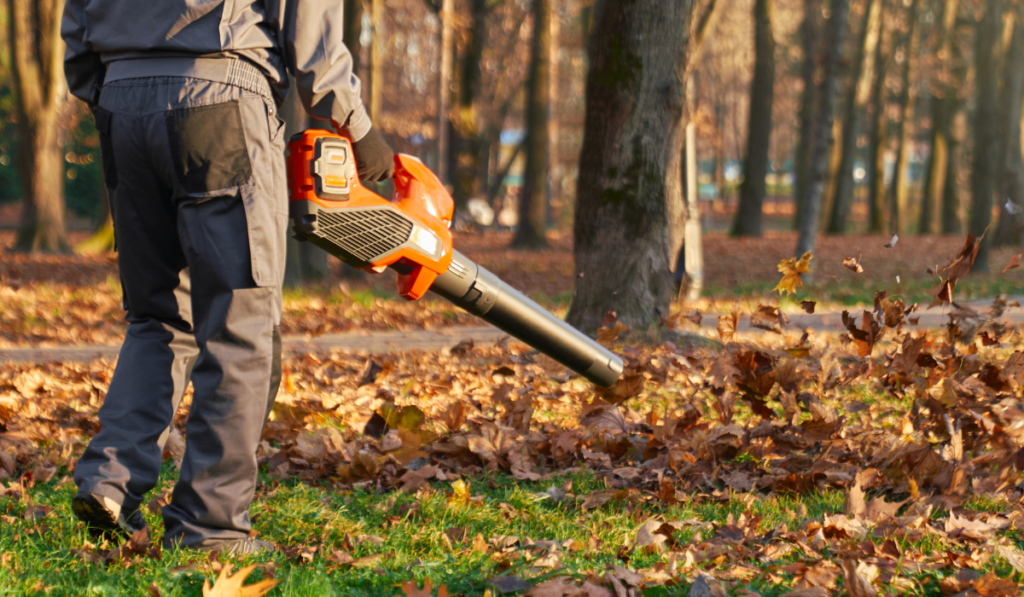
[351,127,395,182]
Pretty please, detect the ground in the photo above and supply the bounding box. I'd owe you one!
[3,231,1024,596]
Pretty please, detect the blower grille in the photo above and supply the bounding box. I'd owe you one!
[314,208,414,263]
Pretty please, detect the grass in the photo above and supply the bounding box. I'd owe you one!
[1,459,1019,596]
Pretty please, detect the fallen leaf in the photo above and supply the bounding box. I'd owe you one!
[202,564,279,597]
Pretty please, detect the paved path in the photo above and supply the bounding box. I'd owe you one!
[3,297,1023,363]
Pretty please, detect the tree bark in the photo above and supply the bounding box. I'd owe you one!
[344,0,363,76]
[369,0,385,125]
[942,111,964,234]
[866,2,890,234]
[567,0,690,334]
[436,0,454,184]
[10,0,69,253]
[885,0,921,234]
[826,0,881,234]
[792,0,819,230]
[993,20,1024,246]
[513,0,552,248]
[451,0,487,208]
[794,0,850,264]
[969,0,1003,271]
[282,79,329,286]
[918,0,957,235]
[731,0,776,237]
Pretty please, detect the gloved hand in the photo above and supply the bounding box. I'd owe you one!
[351,127,395,182]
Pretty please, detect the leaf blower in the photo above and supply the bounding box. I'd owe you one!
[286,130,624,387]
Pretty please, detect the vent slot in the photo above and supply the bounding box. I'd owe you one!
[314,208,414,263]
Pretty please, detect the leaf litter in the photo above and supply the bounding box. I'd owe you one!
[6,235,1024,594]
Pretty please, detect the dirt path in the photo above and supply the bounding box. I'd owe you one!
[3,296,1021,363]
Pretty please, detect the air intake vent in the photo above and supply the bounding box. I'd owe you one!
[314,207,414,263]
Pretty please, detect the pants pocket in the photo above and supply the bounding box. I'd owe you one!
[166,100,252,193]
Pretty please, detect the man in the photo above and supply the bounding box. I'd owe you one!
[62,0,393,555]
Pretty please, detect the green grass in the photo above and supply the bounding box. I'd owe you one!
[1,461,1019,597]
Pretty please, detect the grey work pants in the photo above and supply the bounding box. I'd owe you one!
[73,73,288,548]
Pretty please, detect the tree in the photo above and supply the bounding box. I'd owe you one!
[8,0,69,253]
[885,0,920,234]
[993,17,1024,246]
[865,0,891,234]
[513,0,553,249]
[567,0,694,334]
[282,80,328,286]
[969,0,1003,271]
[918,0,958,235]
[794,0,850,263]
[436,0,454,183]
[826,0,881,234]
[792,0,820,230]
[730,0,776,238]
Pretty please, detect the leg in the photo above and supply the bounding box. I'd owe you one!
[73,103,200,524]
[158,89,287,548]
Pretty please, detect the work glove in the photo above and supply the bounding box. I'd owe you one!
[351,127,395,182]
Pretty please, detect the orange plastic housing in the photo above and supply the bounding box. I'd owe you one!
[287,129,455,300]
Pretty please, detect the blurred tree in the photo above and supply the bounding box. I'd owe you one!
[918,0,959,235]
[370,0,385,125]
[969,0,1003,271]
[885,0,920,234]
[866,0,891,234]
[436,0,454,183]
[826,0,881,234]
[568,0,706,333]
[792,0,820,230]
[730,0,776,238]
[8,0,69,253]
[282,80,329,286]
[795,0,850,265]
[993,15,1024,246]
[513,0,553,248]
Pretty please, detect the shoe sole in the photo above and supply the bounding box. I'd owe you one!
[72,495,125,538]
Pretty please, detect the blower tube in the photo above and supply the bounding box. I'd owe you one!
[428,250,624,387]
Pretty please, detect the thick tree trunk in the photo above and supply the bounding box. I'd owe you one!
[567,0,689,334]
[10,0,69,253]
[731,0,775,237]
[826,0,881,234]
[885,0,921,234]
[451,0,487,208]
[969,0,1003,272]
[282,79,328,286]
[993,22,1024,246]
[513,0,552,248]
[866,5,890,234]
[792,0,819,230]
[942,116,964,234]
[436,0,455,184]
[343,0,363,75]
[794,0,850,263]
[918,0,957,235]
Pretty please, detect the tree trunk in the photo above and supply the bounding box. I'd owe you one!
[369,0,385,125]
[993,21,1024,246]
[282,79,329,286]
[826,0,881,234]
[885,0,921,234]
[547,1,561,225]
[567,0,690,334]
[513,0,552,248]
[450,0,487,208]
[10,0,69,253]
[969,0,1003,272]
[436,0,454,184]
[918,0,957,235]
[792,0,819,230]
[731,0,776,237]
[866,3,890,234]
[794,0,850,264]
[344,0,363,75]
[942,112,964,234]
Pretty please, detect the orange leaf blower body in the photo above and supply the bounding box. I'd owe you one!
[287,130,623,386]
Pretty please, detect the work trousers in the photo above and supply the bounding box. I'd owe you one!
[73,69,288,548]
